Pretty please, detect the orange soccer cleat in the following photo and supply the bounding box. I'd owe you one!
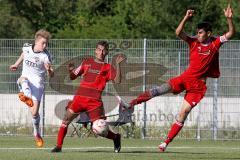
[18,92,33,107]
[35,134,44,148]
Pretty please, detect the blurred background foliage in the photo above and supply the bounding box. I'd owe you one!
[0,0,239,39]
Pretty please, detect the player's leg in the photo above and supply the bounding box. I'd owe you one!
[89,106,121,153]
[29,86,44,147]
[52,101,79,153]
[29,100,43,147]
[159,100,192,152]
[92,118,121,153]
[159,79,207,152]
[129,83,172,107]
[17,77,33,107]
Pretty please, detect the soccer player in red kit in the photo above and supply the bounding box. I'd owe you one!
[51,41,126,153]
[120,5,235,152]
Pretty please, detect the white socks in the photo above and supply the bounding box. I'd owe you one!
[20,79,32,98]
[32,114,40,136]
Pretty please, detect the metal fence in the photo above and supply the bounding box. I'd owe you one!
[0,39,240,140]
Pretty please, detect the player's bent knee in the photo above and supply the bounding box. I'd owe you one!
[92,119,109,137]
[62,116,73,125]
[17,77,28,84]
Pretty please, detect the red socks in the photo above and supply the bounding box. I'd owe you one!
[130,91,152,107]
[165,121,184,145]
[57,123,68,148]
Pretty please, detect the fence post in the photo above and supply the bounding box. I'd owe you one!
[213,78,218,140]
[142,38,147,139]
[41,88,45,137]
[197,103,201,141]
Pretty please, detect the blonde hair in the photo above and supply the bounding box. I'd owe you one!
[34,29,51,41]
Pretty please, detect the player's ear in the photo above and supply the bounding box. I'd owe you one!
[207,31,212,37]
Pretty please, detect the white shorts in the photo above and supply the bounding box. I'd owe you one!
[29,81,44,102]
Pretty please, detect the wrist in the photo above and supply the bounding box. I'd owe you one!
[183,16,189,21]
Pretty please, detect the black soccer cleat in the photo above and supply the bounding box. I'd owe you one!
[51,146,62,153]
[113,133,121,153]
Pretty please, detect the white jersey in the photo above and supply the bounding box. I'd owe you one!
[21,43,51,86]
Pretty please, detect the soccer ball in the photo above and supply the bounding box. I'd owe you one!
[92,119,109,137]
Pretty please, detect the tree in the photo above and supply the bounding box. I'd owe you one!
[0,1,32,38]
[7,0,77,35]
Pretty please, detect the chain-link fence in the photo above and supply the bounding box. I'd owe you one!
[0,39,239,140]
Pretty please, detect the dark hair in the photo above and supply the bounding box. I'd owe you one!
[197,22,212,32]
[96,41,109,53]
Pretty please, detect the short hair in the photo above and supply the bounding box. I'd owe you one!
[96,41,109,53]
[34,29,51,41]
[197,22,212,32]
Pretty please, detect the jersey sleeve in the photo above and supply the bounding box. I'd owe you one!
[212,37,224,50]
[43,50,52,65]
[44,49,53,63]
[43,54,50,65]
[219,35,228,43]
[186,36,197,46]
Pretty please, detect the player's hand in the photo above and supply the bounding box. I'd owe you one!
[115,54,127,64]
[48,68,54,77]
[185,9,194,19]
[68,63,75,72]
[44,64,54,77]
[9,64,18,71]
[224,3,233,18]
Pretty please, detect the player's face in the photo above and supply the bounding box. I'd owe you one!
[197,29,210,43]
[95,45,108,62]
[34,37,48,52]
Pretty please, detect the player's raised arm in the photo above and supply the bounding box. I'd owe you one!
[68,62,85,80]
[9,52,24,71]
[223,4,235,40]
[113,54,126,84]
[175,9,194,42]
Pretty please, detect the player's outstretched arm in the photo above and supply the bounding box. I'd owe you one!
[223,4,235,40]
[9,52,24,71]
[113,54,126,84]
[175,9,194,42]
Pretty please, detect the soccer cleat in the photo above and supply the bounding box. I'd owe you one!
[117,96,131,109]
[51,146,62,153]
[158,142,167,152]
[113,133,121,153]
[18,92,33,107]
[35,134,44,148]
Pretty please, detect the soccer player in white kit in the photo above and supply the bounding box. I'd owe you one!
[10,29,54,147]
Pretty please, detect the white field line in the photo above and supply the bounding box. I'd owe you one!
[0,146,240,150]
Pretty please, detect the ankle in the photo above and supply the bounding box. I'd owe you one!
[164,138,171,145]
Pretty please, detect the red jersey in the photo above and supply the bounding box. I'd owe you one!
[72,58,116,99]
[181,36,226,79]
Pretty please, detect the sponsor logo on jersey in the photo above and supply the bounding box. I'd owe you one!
[88,68,100,74]
[198,46,211,55]
[25,60,38,67]
[34,57,40,63]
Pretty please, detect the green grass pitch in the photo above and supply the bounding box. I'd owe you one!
[0,136,240,160]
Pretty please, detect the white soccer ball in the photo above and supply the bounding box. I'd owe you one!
[92,119,109,137]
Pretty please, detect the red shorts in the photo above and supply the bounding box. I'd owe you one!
[68,96,105,122]
[168,75,207,107]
